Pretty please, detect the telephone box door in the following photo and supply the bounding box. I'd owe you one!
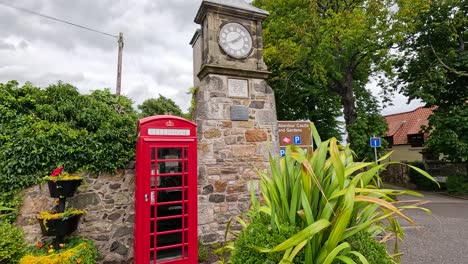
[135,116,198,264]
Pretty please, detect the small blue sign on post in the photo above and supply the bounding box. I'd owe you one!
[293,136,302,145]
[370,137,381,148]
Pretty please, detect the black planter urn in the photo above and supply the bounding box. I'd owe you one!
[38,213,83,236]
[47,179,82,198]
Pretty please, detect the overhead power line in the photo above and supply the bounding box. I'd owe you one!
[0,0,118,38]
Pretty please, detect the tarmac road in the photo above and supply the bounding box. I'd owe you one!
[392,192,468,264]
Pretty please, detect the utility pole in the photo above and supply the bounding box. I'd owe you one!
[116,32,124,95]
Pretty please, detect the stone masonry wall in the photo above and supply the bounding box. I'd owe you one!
[17,169,135,264]
[196,74,279,243]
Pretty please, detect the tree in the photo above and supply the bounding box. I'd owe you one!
[269,69,343,140]
[186,87,197,121]
[395,0,468,162]
[425,106,467,162]
[253,0,430,144]
[348,87,388,161]
[138,95,185,118]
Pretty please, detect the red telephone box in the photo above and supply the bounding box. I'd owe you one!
[134,116,198,264]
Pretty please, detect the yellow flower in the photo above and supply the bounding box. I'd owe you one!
[48,248,54,253]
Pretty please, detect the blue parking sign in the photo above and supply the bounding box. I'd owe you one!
[370,137,381,148]
[280,148,286,157]
[293,136,302,144]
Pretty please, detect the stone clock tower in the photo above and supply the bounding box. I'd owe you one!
[191,0,279,243]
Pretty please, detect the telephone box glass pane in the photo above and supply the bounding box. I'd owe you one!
[157,247,182,261]
[150,234,182,250]
[157,189,187,203]
[157,203,187,217]
[157,175,186,188]
[157,218,182,232]
[150,176,156,188]
[158,148,182,160]
[158,162,183,174]
[158,232,182,247]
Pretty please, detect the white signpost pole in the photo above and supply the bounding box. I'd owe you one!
[373,135,378,164]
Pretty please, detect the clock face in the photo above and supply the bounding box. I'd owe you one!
[219,22,253,59]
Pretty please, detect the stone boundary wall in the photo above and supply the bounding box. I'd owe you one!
[381,164,410,185]
[381,161,467,185]
[17,169,135,264]
[426,160,467,177]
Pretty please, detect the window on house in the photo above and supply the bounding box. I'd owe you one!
[408,133,424,147]
[383,136,394,148]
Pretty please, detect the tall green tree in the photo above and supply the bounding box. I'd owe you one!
[269,69,343,140]
[395,0,468,162]
[253,0,430,144]
[348,87,388,161]
[138,95,185,118]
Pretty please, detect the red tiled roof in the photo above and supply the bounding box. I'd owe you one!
[384,107,435,145]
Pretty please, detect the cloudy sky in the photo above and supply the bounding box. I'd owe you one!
[0,0,422,114]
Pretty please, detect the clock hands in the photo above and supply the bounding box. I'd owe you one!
[227,34,243,45]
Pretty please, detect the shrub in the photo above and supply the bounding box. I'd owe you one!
[20,238,98,264]
[408,161,439,190]
[0,81,137,194]
[446,174,468,195]
[0,221,26,263]
[334,231,393,264]
[198,238,209,262]
[231,215,304,264]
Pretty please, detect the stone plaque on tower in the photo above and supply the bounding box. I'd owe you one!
[190,0,279,243]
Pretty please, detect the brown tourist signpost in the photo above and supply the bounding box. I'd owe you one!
[278,121,313,156]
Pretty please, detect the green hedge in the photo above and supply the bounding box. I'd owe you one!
[446,174,468,195]
[334,232,393,264]
[0,81,137,195]
[408,161,439,191]
[231,215,305,264]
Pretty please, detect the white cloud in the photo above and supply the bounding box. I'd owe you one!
[367,77,424,116]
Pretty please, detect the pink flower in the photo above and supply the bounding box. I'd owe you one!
[51,166,64,176]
